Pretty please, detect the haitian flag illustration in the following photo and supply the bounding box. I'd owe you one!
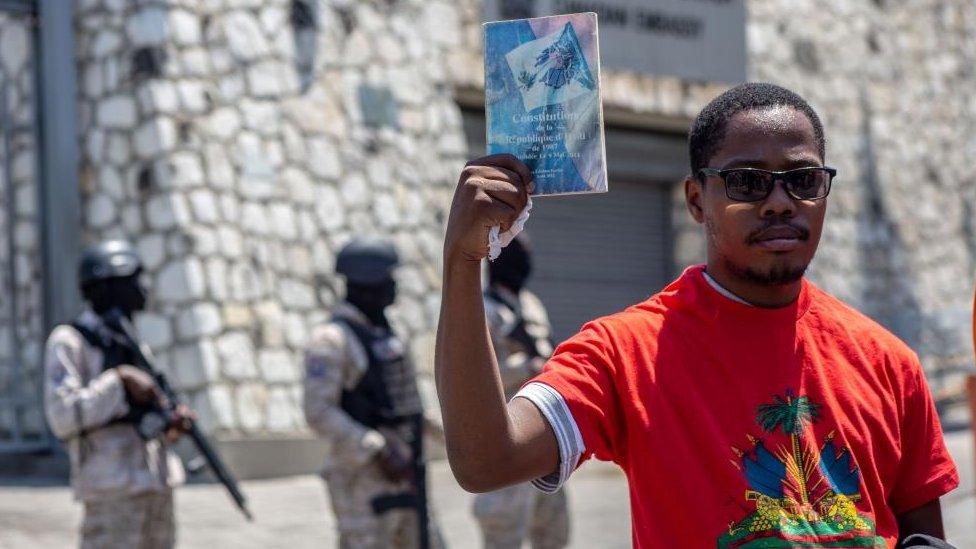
[484,13,607,196]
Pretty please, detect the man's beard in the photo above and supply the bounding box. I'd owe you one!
[723,256,808,286]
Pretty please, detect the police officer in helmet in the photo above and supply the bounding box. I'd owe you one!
[44,240,193,549]
[303,237,444,548]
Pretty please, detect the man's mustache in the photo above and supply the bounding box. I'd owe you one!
[746,220,810,244]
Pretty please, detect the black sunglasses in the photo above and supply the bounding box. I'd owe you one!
[697,166,836,202]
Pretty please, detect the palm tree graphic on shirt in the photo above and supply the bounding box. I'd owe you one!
[718,390,886,548]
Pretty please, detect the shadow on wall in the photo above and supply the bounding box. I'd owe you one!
[291,0,319,92]
[854,90,924,357]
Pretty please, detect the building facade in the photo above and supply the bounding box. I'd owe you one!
[1,0,973,475]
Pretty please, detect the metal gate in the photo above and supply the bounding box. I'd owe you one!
[0,0,80,455]
[0,0,46,452]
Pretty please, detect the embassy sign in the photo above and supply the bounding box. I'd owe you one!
[484,0,746,83]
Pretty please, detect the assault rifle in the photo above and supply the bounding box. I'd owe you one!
[104,309,253,521]
[369,414,430,549]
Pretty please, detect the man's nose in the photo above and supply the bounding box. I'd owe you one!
[760,180,795,218]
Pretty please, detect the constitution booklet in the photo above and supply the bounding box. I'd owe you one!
[484,12,608,196]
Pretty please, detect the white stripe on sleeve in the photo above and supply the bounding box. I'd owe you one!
[513,382,585,493]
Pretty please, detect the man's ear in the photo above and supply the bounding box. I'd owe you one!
[685,175,705,224]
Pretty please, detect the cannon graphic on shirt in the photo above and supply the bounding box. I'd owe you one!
[717,390,886,548]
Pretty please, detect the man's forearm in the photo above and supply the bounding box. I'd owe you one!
[435,258,515,490]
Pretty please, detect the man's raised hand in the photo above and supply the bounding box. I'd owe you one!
[444,154,533,264]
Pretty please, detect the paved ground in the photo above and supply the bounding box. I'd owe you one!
[1,431,973,548]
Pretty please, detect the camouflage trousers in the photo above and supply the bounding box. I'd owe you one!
[473,483,569,549]
[81,489,175,549]
[323,466,444,549]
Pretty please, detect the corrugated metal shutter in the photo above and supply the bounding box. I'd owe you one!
[461,109,688,342]
[526,181,672,341]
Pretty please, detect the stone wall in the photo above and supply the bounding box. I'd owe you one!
[748,0,976,393]
[0,11,46,444]
[74,0,465,439]
[453,0,976,395]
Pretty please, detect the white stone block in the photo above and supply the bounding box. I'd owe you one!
[189,226,218,255]
[240,202,269,235]
[217,193,240,223]
[156,258,207,303]
[97,95,138,129]
[91,29,122,57]
[134,312,172,350]
[205,107,241,141]
[266,387,298,432]
[240,99,280,135]
[181,48,212,77]
[134,117,178,159]
[306,138,341,180]
[146,194,190,230]
[137,234,166,271]
[422,2,460,47]
[235,383,267,431]
[339,172,371,208]
[140,79,180,114]
[215,330,258,381]
[217,73,246,103]
[204,143,235,189]
[269,202,298,240]
[121,205,144,234]
[257,348,299,384]
[311,240,335,275]
[85,129,105,163]
[177,302,223,339]
[229,262,263,301]
[126,7,168,47]
[197,384,237,431]
[205,257,229,300]
[281,168,315,205]
[177,81,210,114]
[170,10,202,46]
[82,64,103,100]
[172,340,220,390]
[297,212,317,242]
[254,300,284,346]
[373,193,400,229]
[106,134,131,166]
[171,151,206,188]
[0,22,29,74]
[279,278,315,311]
[246,61,283,98]
[283,311,308,348]
[87,195,117,229]
[315,185,346,232]
[12,220,36,250]
[223,10,270,61]
[218,226,244,258]
[189,189,220,224]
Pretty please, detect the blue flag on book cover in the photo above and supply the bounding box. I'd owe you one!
[484,13,607,196]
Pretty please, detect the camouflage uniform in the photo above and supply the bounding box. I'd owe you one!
[474,287,570,549]
[303,302,444,549]
[44,310,184,549]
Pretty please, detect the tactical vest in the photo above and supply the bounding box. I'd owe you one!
[336,317,423,429]
[485,287,553,359]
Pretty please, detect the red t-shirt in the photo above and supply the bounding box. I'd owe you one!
[523,265,959,548]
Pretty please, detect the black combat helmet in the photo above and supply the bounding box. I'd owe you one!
[335,237,399,285]
[78,240,143,289]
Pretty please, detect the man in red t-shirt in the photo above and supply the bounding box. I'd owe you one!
[435,83,959,548]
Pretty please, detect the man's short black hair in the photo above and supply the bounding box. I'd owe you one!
[688,82,826,174]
